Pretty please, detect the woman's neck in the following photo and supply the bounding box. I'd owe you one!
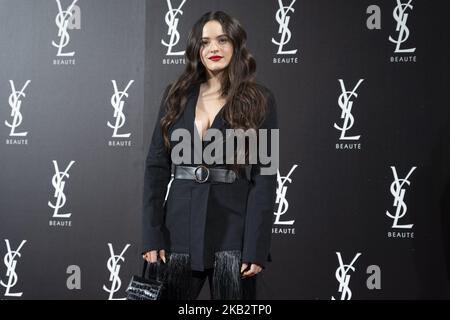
[204,71,224,94]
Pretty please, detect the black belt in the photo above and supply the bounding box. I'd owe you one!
[173,165,237,183]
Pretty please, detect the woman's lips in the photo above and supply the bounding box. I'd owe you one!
[209,56,223,61]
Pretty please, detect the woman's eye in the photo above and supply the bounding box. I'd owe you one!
[219,38,228,43]
[201,41,209,46]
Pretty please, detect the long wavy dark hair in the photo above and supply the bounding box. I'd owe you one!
[160,11,268,172]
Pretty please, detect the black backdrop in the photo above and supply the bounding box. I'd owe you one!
[0,0,449,299]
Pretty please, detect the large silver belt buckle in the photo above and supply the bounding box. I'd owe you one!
[194,165,210,183]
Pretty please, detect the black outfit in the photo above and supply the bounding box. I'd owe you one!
[142,82,278,299]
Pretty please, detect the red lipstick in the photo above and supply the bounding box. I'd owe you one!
[209,56,223,61]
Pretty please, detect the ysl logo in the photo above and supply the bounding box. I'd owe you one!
[1,240,26,297]
[389,0,416,53]
[274,165,298,225]
[48,160,75,218]
[161,0,187,56]
[103,243,130,300]
[386,166,416,229]
[334,79,364,140]
[331,252,361,300]
[272,0,298,55]
[108,80,134,138]
[52,0,79,57]
[5,80,31,136]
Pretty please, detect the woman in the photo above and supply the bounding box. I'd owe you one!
[142,11,278,300]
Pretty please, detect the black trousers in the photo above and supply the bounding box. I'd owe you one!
[189,268,257,300]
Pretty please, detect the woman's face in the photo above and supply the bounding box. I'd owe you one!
[199,20,234,77]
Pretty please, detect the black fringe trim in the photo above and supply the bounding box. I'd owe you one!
[160,250,256,300]
[212,250,243,300]
[160,252,191,300]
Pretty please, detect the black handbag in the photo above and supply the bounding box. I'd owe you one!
[126,260,167,300]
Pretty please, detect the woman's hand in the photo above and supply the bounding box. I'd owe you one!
[240,263,262,278]
[142,249,166,263]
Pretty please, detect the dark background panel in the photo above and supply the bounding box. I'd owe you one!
[0,0,449,299]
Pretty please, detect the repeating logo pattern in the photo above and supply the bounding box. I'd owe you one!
[334,79,364,150]
[102,243,130,300]
[108,80,134,146]
[272,164,298,236]
[52,0,81,65]
[331,252,361,300]
[162,0,187,56]
[1,240,27,297]
[48,160,75,226]
[389,0,416,54]
[386,166,416,232]
[272,0,298,63]
[5,80,30,140]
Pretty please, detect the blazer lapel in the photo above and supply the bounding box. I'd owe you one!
[184,82,200,142]
[185,82,228,133]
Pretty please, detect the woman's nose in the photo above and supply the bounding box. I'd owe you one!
[209,41,219,52]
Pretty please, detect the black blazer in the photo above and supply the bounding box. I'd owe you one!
[142,82,278,271]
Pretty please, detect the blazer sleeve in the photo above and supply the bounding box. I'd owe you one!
[142,85,172,254]
[242,89,279,268]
